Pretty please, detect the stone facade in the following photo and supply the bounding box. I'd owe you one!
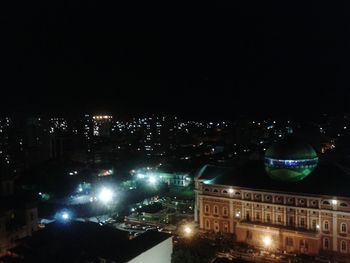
[195,179,350,256]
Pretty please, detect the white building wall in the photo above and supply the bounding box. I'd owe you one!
[127,236,173,263]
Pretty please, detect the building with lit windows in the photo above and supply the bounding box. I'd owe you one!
[195,138,350,256]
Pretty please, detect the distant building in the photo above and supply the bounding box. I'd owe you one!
[93,115,113,137]
[0,178,38,257]
[195,138,350,256]
[9,221,172,263]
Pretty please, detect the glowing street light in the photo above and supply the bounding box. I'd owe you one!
[228,189,234,194]
[62,212,70,220]
[184,226,192,235]
[332,199,338,205]
[98,187,114,203]
[148,176,157,185]
[263,236,272,248]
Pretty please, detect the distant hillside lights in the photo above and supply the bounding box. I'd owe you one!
[93,115,113,120]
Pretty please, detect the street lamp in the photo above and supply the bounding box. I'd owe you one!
[263,236,272,249]
[148,176,157,185]
[98,187,114,203]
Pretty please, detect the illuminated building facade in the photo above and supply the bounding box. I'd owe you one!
[92,115,113,137]
[195,140,350,256]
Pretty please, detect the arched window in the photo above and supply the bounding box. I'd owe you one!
[204,204,210,214]
[341,223,347,234]
[340,202,348,207]
[235,192,241,196]
[222,190,228,194]
[213,205,219,215]
[323,200,330,205]
[204,188,210,192]
[222,207,228,216]
[213,189,219,193]
[214,221,219,232]
[341,240,347,253]
[323,238,329,249]
[323,220,329,231]
[205,219,210,229]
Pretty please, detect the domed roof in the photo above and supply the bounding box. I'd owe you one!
[264,138,318,182]
[265,138,317,160]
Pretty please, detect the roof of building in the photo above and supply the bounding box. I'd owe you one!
[265,138,317,160]
[13,221,172,262]
[197,162,350,198]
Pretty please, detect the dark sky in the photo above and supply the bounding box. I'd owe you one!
[1,3,350,118]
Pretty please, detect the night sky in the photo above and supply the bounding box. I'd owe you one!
[1,3,350,118]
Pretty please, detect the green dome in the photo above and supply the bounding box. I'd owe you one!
[265,138,317,160]
[264,138,318,182]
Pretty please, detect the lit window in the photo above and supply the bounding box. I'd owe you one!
[341,240,347,253]
[324,221,329,231]
[205,219,210,229]
[323,238,329,249]
[341,223,347,234]
[214,205,219,215]
[277,215,282,223]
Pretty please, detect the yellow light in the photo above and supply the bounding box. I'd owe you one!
[263,236,272,247]
[228,189,234,194]
[332,199,337,205]
[184,226,192,235]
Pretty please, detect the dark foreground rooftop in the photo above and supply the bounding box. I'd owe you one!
[197,162,350,198]
[9,221,172,263]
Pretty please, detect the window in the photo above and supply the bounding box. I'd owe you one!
[312,219,317,230]
[222,190,228,194]
[323,238,329,249]
[205,204,210,214]
[256,212,260,220]
[341,240,347,253]
[223,223,229,233]
[204,188,210,192]
[205,219,210,230]
[266,213,271,223]
[323,200,330,205]
[288,216,294,226]
[341,223,347,234]
[324,220,329,231]
[340,202,348,207]
[300,217,305,227]
[286,237,293,246]
[246,211,250,221]
[214,221,219,232]
[223,207,228,216]
[214,205,219,215]
[277,215,282,223]
[213,189,219,193]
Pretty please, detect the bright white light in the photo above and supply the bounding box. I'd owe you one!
[184,226,192,235]
[332,199,338,205]
[148,176,157,185]
[228,189,234,194]
[263,236,272,247]
[98,188,113,203]
[316,224,320,229]
[62,212,70,220]
[137,173,145,179]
